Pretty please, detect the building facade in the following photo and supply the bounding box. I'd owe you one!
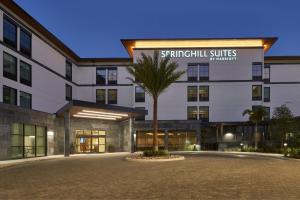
[1,1,300,160]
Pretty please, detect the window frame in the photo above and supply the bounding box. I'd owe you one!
[20,91,32,109]
[96,68,106,85]
[3,52,17,81]
[199,86,209,101]
[187,106,198,120]
[135,107,145,121]
[199,64,209,82]
[3,16,17,49]
[20,60,32,87]
[135,86,145,102]
[187,86,197,102]
[187,64,198,82]
[3,85,17,106]
[263,87,270,102]
[252,63,262,81]
[107,89,117,104]
[65,60,72,81]
[252,85,262,101]
[96,89,106,104]
[263,64,270,82]
[107,67,117,85]
[65,84,72,101]
[199,106,209,122]
[20,28,32,58]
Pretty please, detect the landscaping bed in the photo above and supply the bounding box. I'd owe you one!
[126,150,185,162]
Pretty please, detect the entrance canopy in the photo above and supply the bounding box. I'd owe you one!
[56,100,147,121]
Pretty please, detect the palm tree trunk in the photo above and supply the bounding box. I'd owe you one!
[153,97,158,151]
[255,122,258,150]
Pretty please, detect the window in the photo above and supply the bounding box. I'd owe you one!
[3,17,17,48]
[187,86,197,101]
[3,85,17,105]
[96,68,106,85]
[199,106,209,122]
[3,52,17,81]
[20,91,32,109]
[135,107,145,121]
[65,84,72,101]
[135,86,145,102]
[20,61,32,86]
[65,60,72,81]
[199,64,209,81]
[187,65,198,81]
[11,123,24,159]
[252,63,262,80]
[187,106,198,120]
[108,68,117,84]
[264,65,270,82]
[199,86,209,101]
[96,89,106,104]
[264,87,270,102]
[252,85,262,101]
[20,29,32,57]
[108,89,117,104]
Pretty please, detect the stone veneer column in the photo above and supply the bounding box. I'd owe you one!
[64,110,70,157]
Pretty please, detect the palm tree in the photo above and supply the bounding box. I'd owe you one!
[127,51,185,151]
[242,106,267,149]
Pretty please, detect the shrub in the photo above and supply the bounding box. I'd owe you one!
[143,150,169,157]
[107,144,115,152]
[287,148,300,159]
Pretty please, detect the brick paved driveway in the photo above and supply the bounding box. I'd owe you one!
[0,153,299,200]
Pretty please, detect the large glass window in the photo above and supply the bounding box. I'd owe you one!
[3,52,17,81]
[75,130,106,153]
[108,89,117,104]
[3,85,17,105]
[187,106,198,120]
[264,87,270,102]
[96,68,106,85]
[20,29,32,57]
[199,86,209,101]
[252,85,262,101]
[20,91,32,109]
[3,17,17,49]
[187,86,197,101]
[65,60,72,81]
[135,86,145,102]
[20,61,32,86]
[96,89,106,104]
[11,123,24,159]
[66,84,72,101]
[36,126,46,156]
[24,124,35,158]
[187,65,198,81]
[108,68,117,84]
[136,131,165,151]
[199,106,209,122]
[199,64,209,81]
[252,63,262,80]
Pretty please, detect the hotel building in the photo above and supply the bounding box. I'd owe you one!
[1,1,300,160]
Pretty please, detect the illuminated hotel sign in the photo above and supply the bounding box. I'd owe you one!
[160,49,237,61]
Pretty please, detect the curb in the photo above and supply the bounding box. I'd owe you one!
[125,156,185,162]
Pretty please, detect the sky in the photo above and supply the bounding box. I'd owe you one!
[14,0,300,58]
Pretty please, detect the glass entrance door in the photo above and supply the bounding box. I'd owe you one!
[75,130,106,153]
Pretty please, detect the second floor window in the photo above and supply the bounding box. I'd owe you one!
[187,86,197,101]
[20,29,32,57]
[108,89,117,104]
[96,89,106,104]
[252,85,262,101]
[65,84,72,101]
[252,63,262,80]
[199,64,209,81]
[135,86,145,102]
[96,68,106,85]
[264,87,270,102]
[20,91,32,109]
[3,52,17,81]
[187,65,198,81]
[65,60,72,81]
[20,61,32,87]
[3,17,17,49]
[199,86,209,101]
[108,68,117,84]
[3,85,17,106]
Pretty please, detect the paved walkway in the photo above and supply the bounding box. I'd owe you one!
[0,152,299,199]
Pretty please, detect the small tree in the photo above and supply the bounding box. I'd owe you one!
[242,106,267,149]
[127,51,185,151]
[270,104,296,148]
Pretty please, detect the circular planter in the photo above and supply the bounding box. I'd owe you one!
[125,155,185,162]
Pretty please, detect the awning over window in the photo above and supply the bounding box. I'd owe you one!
[56,100,147,121]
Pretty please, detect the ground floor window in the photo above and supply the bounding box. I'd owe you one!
[135,131,197,151]
[11,123,46,159]
[75,130,106,153]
